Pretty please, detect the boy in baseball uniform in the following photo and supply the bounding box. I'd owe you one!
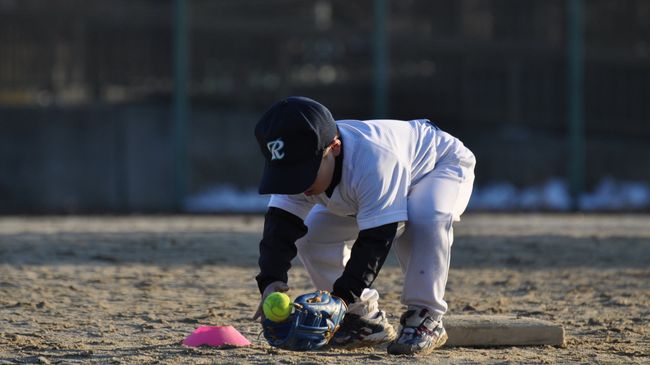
[253,96,475,355]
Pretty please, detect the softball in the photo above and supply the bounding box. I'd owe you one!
[263,292,292,322]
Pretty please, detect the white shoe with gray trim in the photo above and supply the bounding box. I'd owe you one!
[387,307,448,355]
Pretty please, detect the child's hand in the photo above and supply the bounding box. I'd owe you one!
[252,281,290,323]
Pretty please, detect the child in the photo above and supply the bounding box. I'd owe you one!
[252,96,475,355]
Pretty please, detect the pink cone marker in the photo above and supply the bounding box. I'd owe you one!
[183,325,251,348]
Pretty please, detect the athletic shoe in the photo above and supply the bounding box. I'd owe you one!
[330,309,397,349]
[387,307,448,355]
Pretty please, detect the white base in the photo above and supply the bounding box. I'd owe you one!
[444,315,565,347]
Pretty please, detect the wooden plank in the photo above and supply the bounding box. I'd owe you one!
[444,315,565,347]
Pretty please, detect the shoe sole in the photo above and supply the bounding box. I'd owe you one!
[387,329,448,355]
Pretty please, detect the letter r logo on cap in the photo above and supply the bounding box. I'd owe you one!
[267,139,285,160]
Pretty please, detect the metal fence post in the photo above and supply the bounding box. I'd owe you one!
[373,0,389,118]
[567,0,585,210]
[173,0,190,211]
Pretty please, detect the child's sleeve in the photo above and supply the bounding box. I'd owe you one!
[255,207,308,293]
[268,194,315,221]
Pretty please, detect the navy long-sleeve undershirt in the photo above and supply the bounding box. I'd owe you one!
[255,207,398,305]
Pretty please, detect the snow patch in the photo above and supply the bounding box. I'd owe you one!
[184,178,650,213]
[184,185,270,213]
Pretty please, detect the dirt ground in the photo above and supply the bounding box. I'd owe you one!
[0,214,648,364]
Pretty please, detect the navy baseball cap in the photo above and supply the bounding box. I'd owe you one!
[255,96,337,195]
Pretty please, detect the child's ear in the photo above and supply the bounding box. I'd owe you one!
[331,138,342,156]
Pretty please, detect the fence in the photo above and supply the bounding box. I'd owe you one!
[1,0,648,212]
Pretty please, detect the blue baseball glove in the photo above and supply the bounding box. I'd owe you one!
[262,290,347,351]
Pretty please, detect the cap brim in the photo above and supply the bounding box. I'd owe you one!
[258,153,322,195]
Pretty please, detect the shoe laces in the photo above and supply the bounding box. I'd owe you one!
[399,308,440,338]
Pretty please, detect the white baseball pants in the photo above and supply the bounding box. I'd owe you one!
[295,147,475,318]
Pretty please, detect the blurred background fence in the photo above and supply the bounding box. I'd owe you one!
[1,0,649,213]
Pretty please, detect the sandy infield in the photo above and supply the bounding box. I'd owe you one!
[0,214,648,364]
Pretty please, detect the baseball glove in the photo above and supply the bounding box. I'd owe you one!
[262,290,347,351]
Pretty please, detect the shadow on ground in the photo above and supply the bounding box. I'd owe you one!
[1,230,648,269]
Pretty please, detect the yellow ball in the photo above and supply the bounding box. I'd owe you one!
[263,292,292,322]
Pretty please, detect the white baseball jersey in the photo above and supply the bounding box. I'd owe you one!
[268,119,474,230]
